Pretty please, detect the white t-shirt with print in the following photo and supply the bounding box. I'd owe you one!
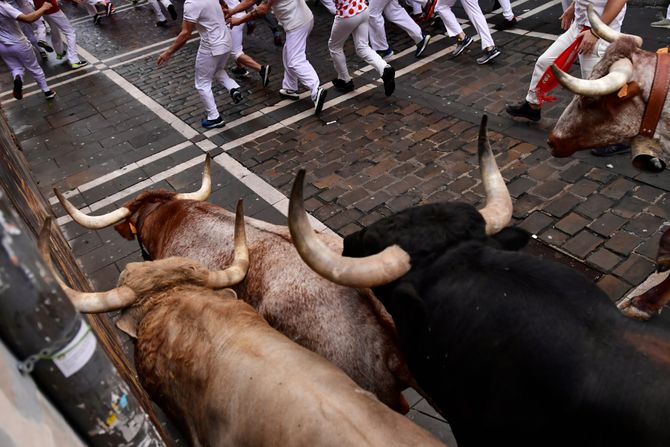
[0,2,27,46]
[271,0,312,32]
[575,0,625,31]
[183,0,231,56]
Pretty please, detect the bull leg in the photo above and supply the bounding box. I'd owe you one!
[617,228,670,321]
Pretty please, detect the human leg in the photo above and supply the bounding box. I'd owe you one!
[382,0,423,43]
[368,0,391,52]
[45,12,83,66]
[147,0,168,23]
[194,49,222,121]
[283,20,320,100]
[460,0,494,50]
[329,15,356,83]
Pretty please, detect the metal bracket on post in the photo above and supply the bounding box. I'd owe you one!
[16,318,83,375]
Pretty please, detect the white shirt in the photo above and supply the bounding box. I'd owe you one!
[321,0,367,18]
[270,0,312,32]
[575,0,626,31]
[0,2,26,46]
[183,0,231,56]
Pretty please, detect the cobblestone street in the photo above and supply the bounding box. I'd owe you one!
[3,0,670,442]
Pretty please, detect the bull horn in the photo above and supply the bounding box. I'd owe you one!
[588,4,643,47]
[550,58,633,97]
[478,115,513,235]
[206,200,250,288]
[55,188,131,229]
[39,217,137,313]
[288,170,411,288]
[175,154,212,201]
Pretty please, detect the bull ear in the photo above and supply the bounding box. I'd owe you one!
[115,308,143,338]
[114,221,136,241]
[491,227,530,251]
[616,81,641,100]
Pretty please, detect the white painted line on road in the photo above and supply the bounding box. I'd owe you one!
[212,152,334,235]
[69,2,140,25]
[49,141,194,204]
[0,66,98,100]
[1,70,99,105]
[103,34,200,64]
[103,69,199,139]
[55,153,206,226]
[109,38,202,69]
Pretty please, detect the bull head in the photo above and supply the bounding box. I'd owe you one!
[288,115,512,288]
[38,199,249,313]
[54,155,213,230]
[547,6,649,158]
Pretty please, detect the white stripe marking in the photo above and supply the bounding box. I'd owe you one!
[103,69,199,139]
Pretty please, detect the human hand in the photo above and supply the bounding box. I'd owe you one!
[578,29,598,55]
[559,4,574,30]
[157,51,171,66]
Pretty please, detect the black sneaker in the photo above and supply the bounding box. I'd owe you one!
[591,144,631,156]
[494,17,517,31]
[201,116,224,129]
[44,90,56,100]
[12,75,22,100]
[279,88,299,100]
[415,34,431,58]
[476,46,501,64]
[156,19,168,27]
[382,65,395,96]
[93,14,102,25]
[167,3,177,20]
[231,66,249,77]
[313,87,327,116]
[230,87,243,104]
[105,1,113,16]
[259,65,271,87]
[452,35,473,57]
[376,47,394,61]
[505,101,541,121]
[332,78,354,93]
[37,40,53,53]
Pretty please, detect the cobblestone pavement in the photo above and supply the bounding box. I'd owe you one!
[3,0,670,442]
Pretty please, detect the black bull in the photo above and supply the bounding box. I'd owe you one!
[289,117,670,447]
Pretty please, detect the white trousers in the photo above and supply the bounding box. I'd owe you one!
[435,0,494,50]
[230,11,245,60]
[44,11,80,64]
[496,0,514,20]
[666,4,670,20]
[148,0,173,22]
[194,48,239,120]
[282,19,320,100]
[0,41,49,91]
[329,11,387,82]
[368,0,423,51]
[526,21,608,105]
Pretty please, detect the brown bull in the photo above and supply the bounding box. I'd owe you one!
[54,157,413,412]
[39,213,446,447]
[547,6,669,166]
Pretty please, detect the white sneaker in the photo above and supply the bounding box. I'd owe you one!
[279,88,299,100]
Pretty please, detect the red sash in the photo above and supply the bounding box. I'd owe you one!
[534,32,585,105]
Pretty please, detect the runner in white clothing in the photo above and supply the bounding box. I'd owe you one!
[158,0,242,129]
[367,0,431,60]
[650,3,670,28]
[321,0,395,96]
[0,0,55,100]
[223,0,271,88]
[435,0,501,64]
[506,0,629,156]
[506,0,627,121]
[227,0,327,115]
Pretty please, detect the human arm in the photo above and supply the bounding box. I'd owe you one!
[227,0,273,27]
[16,1,51,23]
[578,0,627,55]
[559,1,574,30]
[157,20,196,66]
[320,0,336,15]
[226,0,258,16]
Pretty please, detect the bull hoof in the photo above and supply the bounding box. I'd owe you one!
[616,296,660,321]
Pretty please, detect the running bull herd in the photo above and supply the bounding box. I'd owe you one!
[41,9,670,447]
